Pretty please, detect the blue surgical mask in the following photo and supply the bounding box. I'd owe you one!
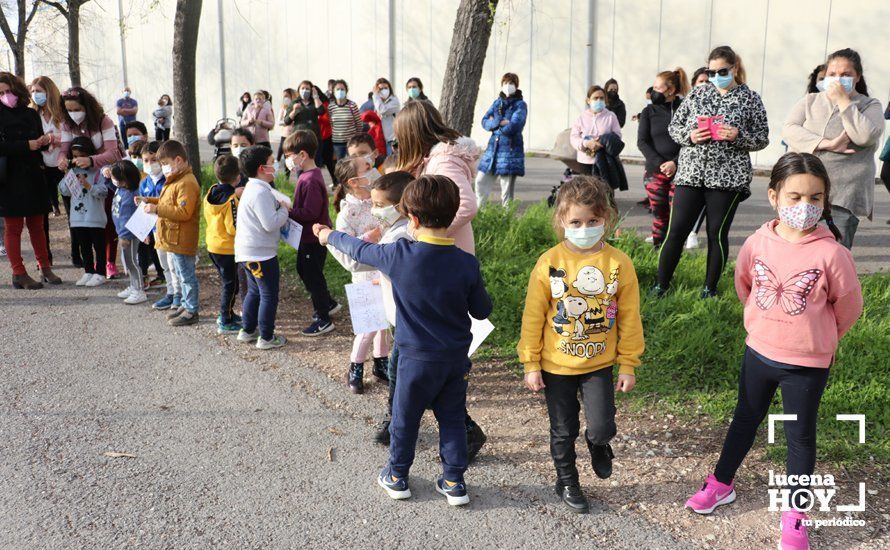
[32,92,47,106]
[127,135,142,146]
[590,99,605,113]
[822,76,854,93]
[334,89,347,101]
[815,80,826,92]
[709,72,734,89]
[134,158,144,172]
[564,225,605,249]
[407,87,421,99]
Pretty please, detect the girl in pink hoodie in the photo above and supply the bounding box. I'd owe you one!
[684,152,863,550]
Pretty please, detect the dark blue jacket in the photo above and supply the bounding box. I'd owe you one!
[593,132,628,192]
[478,92,527,176]
[112,186,139,240]
[328,232,493,361]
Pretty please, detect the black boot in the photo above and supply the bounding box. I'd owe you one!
[588,442,614,479]
[373,416,391,446]
[555,480,589,513]
[347,362,364,394]
[466,417,487,463]
[372,357,389,382]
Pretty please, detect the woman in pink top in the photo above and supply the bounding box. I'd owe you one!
[57,87,123,277]
[684,153,863,550]
[393,100,480,256]
[240,90,275,148]
[569,85,621,174]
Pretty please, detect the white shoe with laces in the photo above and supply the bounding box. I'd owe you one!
[75,273,92,286]
[117,287,133,299]
[124,290,148,305]
[85,273,106,287]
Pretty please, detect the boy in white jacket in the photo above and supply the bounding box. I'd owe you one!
[234,145,290,350]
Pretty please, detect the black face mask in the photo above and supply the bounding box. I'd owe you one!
[649,91,667,105]
[607,90,619,100]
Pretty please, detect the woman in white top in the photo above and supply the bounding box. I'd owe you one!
[29,76,66,264]
[372,78,401,156]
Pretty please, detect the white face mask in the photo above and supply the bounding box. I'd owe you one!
[564,224,605,249]
[371,204,401,227]
[379,88,390,99]
[161,164,174,177]
[231,145,244,158]
[502,83,516,96]
[148,162,162,176]
[68,111,86,124]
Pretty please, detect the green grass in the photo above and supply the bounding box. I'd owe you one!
[197,164,889,469]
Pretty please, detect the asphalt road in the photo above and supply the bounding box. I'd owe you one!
[0,258,690,548]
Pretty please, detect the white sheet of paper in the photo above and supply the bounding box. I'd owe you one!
[124,206,158,242]
[468,316,495,357]
[270,188,293,208]
[62,170,82,200]
[279,219,303,250]
[344,280,389,335]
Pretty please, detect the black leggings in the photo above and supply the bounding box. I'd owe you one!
[657,185,742,292]
[714,347,829,505]
[72,226,106,276]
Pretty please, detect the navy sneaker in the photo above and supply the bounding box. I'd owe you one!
[301,319,334,337]
[377,466,411,500]
[152,293,175,310]
[436,476,470,506]
[171,294,182,308]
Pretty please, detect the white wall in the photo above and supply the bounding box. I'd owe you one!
[14,0,888,166]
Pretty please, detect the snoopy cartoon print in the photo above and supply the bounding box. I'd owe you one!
[572,266,608,331]
[549,267,571,336]
[563,296,590,340]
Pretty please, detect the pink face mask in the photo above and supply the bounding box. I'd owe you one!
[0,92,18,108]
[778,202,822,231]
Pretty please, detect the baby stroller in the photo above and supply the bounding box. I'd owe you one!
[545,128,585,207]
[207,117,237,159]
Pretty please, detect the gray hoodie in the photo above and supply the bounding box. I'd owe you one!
[59,169,109,228]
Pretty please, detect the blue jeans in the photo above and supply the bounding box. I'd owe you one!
[171,253,199,313]
[332,142,348,161]
[241,257,281,341]
[389,357,471,482]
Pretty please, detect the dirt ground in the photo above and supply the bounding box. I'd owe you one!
[179,249,888,550]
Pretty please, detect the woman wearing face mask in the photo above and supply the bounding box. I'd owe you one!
[637,68,689,246]
[152,94,173,141]
[569,85,621,176]
[404,77,431,105]
[276,88,297,162]
[806,64,827,95]
[372,78,401,156]
[0,72,61,288]
[475,72,527,206]
[782,48,883,249]
[657,45,769,298]
[328,80,363,162]
[603,79,626,128]
[240,90,275,149]
[283,81,324,147]
[691,67,710,88]
[29,77,65,267]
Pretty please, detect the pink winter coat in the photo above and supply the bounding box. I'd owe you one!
[420,136,480,255]
[569,109,622,165]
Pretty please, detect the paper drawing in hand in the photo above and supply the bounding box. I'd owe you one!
[549,266,571,336]
[752,259,822,316]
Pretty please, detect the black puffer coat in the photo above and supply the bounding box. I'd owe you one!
[0,104,48,217]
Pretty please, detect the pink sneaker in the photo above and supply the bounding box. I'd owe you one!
[106,262,119,280]
[779,510,809,550]
[685,474,736,514]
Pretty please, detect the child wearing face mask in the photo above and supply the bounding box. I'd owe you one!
[347,133,384,173]
[283,130,338,337]
[329,157,391,394]
[139,140,201,326]
[684,153,862,550]
[517,175,643,515]
[109,160,147,304]
[569,86,622,175]
[59,137,109,287]
[136,141,168,294]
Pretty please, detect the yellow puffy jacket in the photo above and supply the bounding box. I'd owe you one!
[203,183,238,255]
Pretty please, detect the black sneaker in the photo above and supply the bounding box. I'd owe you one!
[435,476,470,506]
[555,481,590,513]
[372,357,389,382]
[374,417,391,446]
[347,362,364,394]
[590,443,614,479]
[301,319,334,337]
[466,419,487,463]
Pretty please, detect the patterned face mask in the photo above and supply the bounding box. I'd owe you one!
[778,202,822,231]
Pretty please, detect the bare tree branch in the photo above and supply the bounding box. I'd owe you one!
[37,0,68,16]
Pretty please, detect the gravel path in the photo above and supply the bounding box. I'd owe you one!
[0,255,691,548]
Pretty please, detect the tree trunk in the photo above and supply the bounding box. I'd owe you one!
[13,43,25,78]
[67,1,82,87]
[438,0,498,136]
[172,0,203,172]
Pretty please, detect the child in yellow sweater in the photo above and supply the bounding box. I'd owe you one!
[517,176,644,514]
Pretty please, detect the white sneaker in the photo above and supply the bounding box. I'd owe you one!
[117,287,134,299]
[645,236,655,244]
[124,290,148,305]
[685,233,700,249]
[75,273,92,286]
[85,273,106,287]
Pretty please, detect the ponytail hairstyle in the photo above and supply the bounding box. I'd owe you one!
[826,48,868,96]
[332,157,359,213]
[708,45,746,85]
[806,64,826,94]
[768,152,842,241]
[656,67,690,97]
